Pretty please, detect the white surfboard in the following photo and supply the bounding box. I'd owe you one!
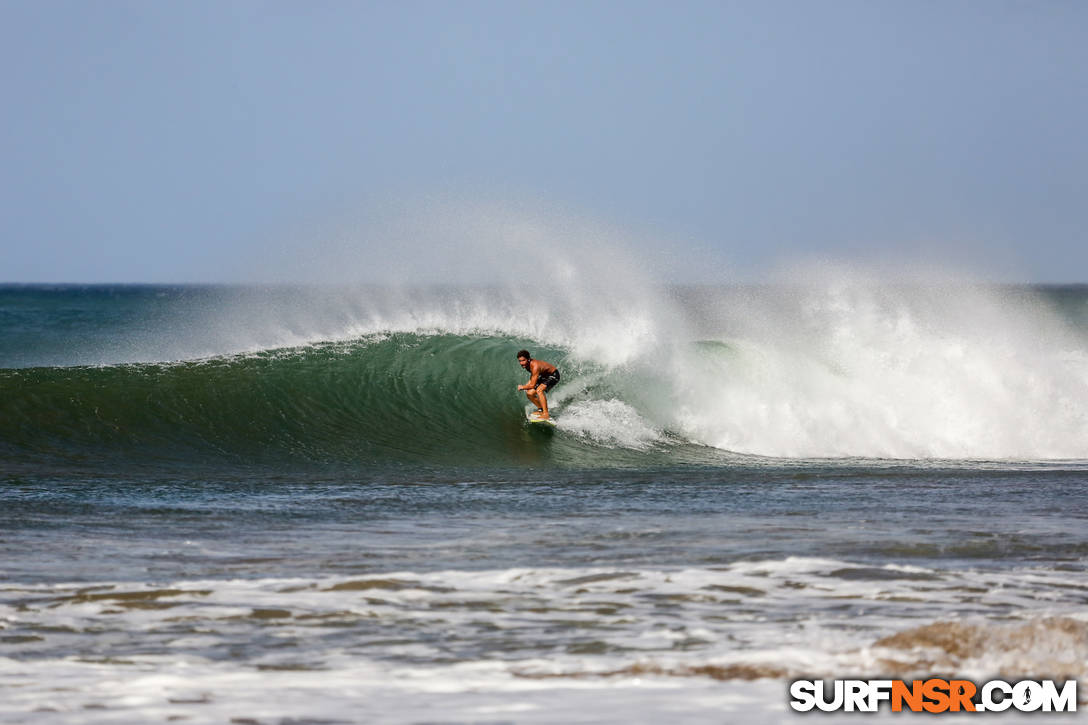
[527,412,557,427]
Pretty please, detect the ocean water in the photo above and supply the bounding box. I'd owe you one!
[2,282,1087,724]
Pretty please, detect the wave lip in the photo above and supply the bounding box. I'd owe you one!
[0,333,705,470]
[5,281,1088,465]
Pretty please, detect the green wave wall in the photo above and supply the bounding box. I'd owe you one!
[3,335,517,467]
[0,333,687,471]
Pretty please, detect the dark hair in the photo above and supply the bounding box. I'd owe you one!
[516,349,531,359]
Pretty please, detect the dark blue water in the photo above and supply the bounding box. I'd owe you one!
[2,284,1086,724]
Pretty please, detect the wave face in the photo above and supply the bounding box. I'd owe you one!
[3,281,1088,467]
[0,334,629,469]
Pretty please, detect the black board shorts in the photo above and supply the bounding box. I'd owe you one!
[537,370,560,392]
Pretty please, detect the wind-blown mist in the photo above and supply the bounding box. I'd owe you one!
[226,203,1088,460]
[6,202,1088,462]
[658,278,1088,458]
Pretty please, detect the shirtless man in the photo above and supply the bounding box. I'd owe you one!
[516,349,560,420]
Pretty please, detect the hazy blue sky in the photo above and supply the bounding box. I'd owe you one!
[2,0,1085,283]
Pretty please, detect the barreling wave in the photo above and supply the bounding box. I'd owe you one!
[0,333,705,471]
[5,278,1088,469]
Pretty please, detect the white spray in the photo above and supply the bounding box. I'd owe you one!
[154,200,1088,460]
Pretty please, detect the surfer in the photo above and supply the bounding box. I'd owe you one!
[516,350,560,420]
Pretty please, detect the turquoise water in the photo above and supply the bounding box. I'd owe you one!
[2,284,1087,723]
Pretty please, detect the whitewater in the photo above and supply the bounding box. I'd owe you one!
[4,276,1088,464]
[2,271,1088,723]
